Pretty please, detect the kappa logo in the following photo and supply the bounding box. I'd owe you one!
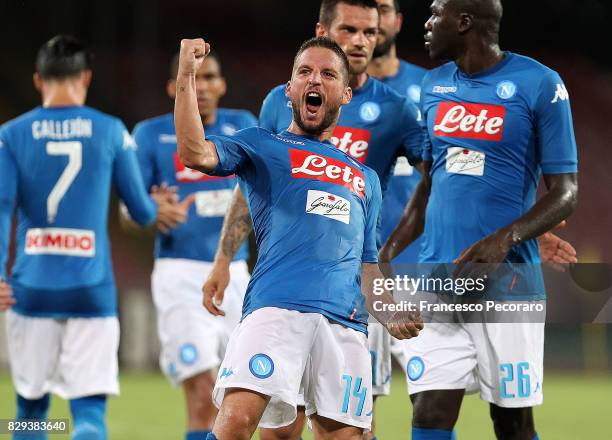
[330,126,371,163]
[221,123,238,136]
[407,356,425,381]
[219,367,234,379]
[159,134,177,143]
[432,85,457,94]
[122,131,137,150]
[174,153,234,182]
[551,83,569,103]
[249,354,274,379]
[359,102,381,122]
[290,148,366,198]
[434,102,506,141]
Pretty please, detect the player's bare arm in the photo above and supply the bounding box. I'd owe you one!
[361,263,423,340]
[202,185,252,315]
[455,173,578,275]
[217,186,252,264]
[0,279,15,311]
[379,160,432,263]
[174,38,220,173]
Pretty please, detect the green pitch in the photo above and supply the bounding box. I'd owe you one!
[0,372,609,439]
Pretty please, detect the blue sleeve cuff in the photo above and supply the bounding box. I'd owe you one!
[540,163,578,174]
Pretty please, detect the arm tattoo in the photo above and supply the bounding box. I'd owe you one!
[220,187,252,259]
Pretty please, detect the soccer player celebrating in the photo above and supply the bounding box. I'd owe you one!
[0,35,185,440]
[380,1,579,439]
[127,52,256,440]
[175,36,422,440]
[204,2,423,437]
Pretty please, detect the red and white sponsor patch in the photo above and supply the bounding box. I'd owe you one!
[174,153,234,183]
[330,127,371,163]
[290,148,366,198]
[25,228,95,257]
[434,102,506,141]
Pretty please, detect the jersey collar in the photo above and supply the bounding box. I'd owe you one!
[455,51,514,81]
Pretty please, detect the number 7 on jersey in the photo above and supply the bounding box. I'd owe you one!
[46,141,82,223]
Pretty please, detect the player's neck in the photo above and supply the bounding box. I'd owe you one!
[286,121,335,142]
[368,45,400,79]
[455,42,504,76]
[349,72,369,90]
[41,86,86,108]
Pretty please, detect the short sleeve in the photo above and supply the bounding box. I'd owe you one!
[399,98,424,166]
[207,130,256,177]
[132,122,157,190]
[534,71,578,174]
[362,170,382,263]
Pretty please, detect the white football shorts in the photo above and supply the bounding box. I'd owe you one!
[213,307,373,430]
[398,299,545,408]
[152,258,249,385]
[6,309,119,400]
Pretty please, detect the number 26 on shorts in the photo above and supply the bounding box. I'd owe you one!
[500,362,531,399]
[341,374,368,417]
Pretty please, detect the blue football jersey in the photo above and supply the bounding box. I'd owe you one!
[258,77,422,215]
[0,106,157,317]
[208,128,382,333]
[133,109,257,262]
[420,52,578,299]
[378,60,428,263]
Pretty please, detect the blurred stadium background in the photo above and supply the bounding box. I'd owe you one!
[0,0,611,438]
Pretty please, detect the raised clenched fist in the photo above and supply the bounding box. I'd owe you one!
[178,38,211,76]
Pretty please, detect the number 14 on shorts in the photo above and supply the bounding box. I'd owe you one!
[341,374,368,417]
[500,362,532,399]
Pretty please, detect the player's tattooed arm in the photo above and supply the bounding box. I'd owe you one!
[218,186,252,261]
[202,186,252,312]
[361,263,423,340]
[174,38,219,173]
[379,160,432,263]
[455,173,578,276]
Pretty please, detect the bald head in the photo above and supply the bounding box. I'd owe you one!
[448,0,503,40]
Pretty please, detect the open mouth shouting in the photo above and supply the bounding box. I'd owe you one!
[304,90,324,119]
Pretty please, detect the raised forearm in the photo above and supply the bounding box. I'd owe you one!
[174,75,218,173]
[174,39,219,173]
[214,186,253,264]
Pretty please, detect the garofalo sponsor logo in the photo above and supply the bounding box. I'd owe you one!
[305,190,351,224]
